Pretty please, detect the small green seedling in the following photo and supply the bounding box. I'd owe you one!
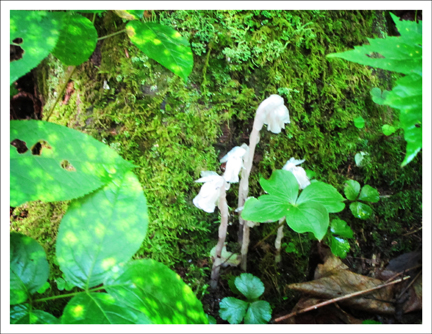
[344,180,379,220]
[324,219,354,259]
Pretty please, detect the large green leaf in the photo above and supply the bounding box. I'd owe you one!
[126,21,193,81]
[350,202,373,220]
[51,13,98,66]
[61,293,149,324]
[286,202,329,241]
[10,120,134,207]
[358,185,380,203]
[10,304,59,324]
[56,170,148,289]
[10,11,63,84]
[242,196,290,222]
[244,300,272,324]
[259,169,298,204]
[297,181,345,213]
[344,180,360,201]
[234,273,265,301]
[105,259,208,324]
[219,297,248,324]
[10,233,49,304]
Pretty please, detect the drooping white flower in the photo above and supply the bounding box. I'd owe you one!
[220,146,247,183]
[282,157,310,189]
[254,94,290,133]
[193,172,228,213]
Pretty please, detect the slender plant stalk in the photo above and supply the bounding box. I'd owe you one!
[210,180,229,290]
[97,29,126,41]
[275,217,286,263]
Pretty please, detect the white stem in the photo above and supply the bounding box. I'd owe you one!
[210,181,229,290]
[275,217,286,264]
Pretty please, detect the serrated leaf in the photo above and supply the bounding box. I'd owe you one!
[297,181,345,213]
[354,116,365,129]
[241,196,290,222]
[10,304,59,324]
[234,273,265,300]
[51,13,98,66]
[358,185,380,203]
[330,219,354,239]
[126,21,193,81]
[219,297,248,324]
[370,87,390,105]
[286,202,329,241]
[10,120,134,207]
[329,235,351,259]
[350,202,373,220]
[10,233,49,304]
[61,292,148,324]
[114,10,144,20]
[244,300,272,324]
[105,259,208,324]
[10,11,63,84]
[382,124,397,136]
[56,170,148,289]
[344,180,360,201]
[259,169,298,204]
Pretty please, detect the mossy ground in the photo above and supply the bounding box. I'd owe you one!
[11,10,422,322]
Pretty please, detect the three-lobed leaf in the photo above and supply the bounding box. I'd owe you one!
[358,185,380,203]
[219,297,248,324]
[10,304,59,324]
[344,180,360,201]
[234,273,265,301]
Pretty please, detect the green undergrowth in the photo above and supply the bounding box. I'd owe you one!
[23,10,421,310]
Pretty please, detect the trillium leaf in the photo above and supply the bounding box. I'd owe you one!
[10,11,63,84]
[10,120,134,207]
[259,169,298,204]
[297,181,345,213]
[126,21,193,81]
[10,233,49,304]
[350,202,373,220]
[234,273,265,300]
[329,235,351,259]
[56,170,148,289]
[286,202,329,241]
[51,13,98,66]
[358,185,380,203]
[344,180,360,201]
[219,297,248,324]
[241,196,290,222]
[105,259,208,324]
[330,219,354,239]
[354,116,365,129]
[244,300,272,324]
[61,293,148,324]
[10,304,59,324]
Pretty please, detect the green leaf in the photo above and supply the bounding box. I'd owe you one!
[10,120,134,207]
[126,21,193,81]
[206,314,217,324]
[242,196,290,222]
[354,116,365,129]
[61,292,149,324]
[305,169,316,179]
[330,219,354,239]
[234,273,265,300]
[358,185,380,203]
[286,202,329,241]
[114,10,144,20]
[259,169,298,204]
[244,300,272,324]
[344,180,360,201]
[363,319,382,324]
[105,259,208,324]
[56,170,148,289]
[219,297,248,324]
[350,202,373,220]
[382,124,397,136]
[10,304,59,324]
[56,277,65,291]
[370,87,390,105]
[10,233,49,304]
[36,281,50,294]
[51,13,98,66]
[329,235,351,259]
[228,276,241,295]
[10,11,63,84]
[297,181,345,213]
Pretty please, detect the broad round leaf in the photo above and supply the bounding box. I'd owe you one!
[61,293,149,324]
[297,181,345,213]
[51,13,98,66]
[234,273,265,300]
[56,170,148,289]
[126,21,193,81]
[344,180,360,201]
[10,11,63,84]
[330,219,354,239]
[219,297,248,324]
[259,169,298,204]
[10,304,59,324]
[382,124,397,136]
[105,259,208,324]
[353,116,365,129]
[10,120,134,207]
[10,233,49,304]
[286,202,329,241]
[350,201,373,220]
[329,235,351,259]
[244,300,272,324]
[242,196,290,223]
[358,185,380,203]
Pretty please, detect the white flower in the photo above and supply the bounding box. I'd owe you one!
[220,146,247,183]
[254,94,290,133]
[193,172,228,213]
[282,157,310,189]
